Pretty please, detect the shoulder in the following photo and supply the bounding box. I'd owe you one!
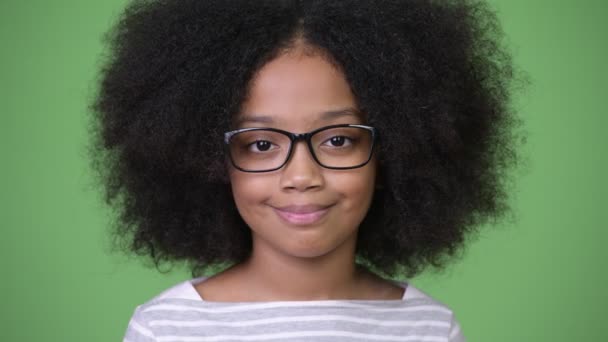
[401,281,435,301]
[122,278,206,341]
[153,276,207,301]
[397,281,466,342]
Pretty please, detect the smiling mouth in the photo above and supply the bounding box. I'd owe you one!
[271,205,333,226]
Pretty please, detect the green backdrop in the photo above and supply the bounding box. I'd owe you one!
[1,0,606,340]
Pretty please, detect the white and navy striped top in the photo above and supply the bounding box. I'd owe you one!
[123,277,465,342]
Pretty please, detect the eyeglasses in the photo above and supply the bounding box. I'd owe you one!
[224,124,377,172]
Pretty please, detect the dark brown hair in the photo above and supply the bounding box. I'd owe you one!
[90,0,522,277]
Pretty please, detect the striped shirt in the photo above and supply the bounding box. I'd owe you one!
[123,277,465,342]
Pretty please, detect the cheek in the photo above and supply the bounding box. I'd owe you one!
[229,170,273,213]
[328,167,376,212]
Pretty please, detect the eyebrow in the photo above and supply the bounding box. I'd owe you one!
[236,108,362,126]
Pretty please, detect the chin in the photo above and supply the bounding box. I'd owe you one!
[277,234,355,260]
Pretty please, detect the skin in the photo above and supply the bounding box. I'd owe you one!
[196,45,404,302]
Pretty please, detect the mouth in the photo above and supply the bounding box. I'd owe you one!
[271,204,333,226]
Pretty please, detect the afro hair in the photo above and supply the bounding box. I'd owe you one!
[90,0,523,278]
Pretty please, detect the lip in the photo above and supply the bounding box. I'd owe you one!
[271,204,333,226]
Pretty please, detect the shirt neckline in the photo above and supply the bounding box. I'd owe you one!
[172,276,412,302]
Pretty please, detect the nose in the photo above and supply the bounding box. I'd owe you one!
[279,141,324,192]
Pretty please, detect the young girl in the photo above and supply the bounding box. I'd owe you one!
[91,0,519,341]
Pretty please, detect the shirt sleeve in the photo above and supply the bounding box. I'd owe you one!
[448,315,466,342]
[123,306,157,342]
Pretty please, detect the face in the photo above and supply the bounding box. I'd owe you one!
[229,50,377,259]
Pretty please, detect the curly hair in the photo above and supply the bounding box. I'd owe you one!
[90,0,522,278]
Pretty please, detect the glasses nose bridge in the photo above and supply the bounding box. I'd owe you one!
[289,132,314,150]
[286,131,316,162]
[290,131,311,143]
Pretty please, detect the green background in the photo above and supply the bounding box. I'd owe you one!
[1,0,606,340]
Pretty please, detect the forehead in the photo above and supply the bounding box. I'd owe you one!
[236,51,361,130]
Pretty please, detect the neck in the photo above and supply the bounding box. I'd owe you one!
[238,235,363,301]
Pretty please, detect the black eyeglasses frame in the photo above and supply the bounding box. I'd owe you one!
[223,124,378,173]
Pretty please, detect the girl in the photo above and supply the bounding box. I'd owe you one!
[91,0,520,341]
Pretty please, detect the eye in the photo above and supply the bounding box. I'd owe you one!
[323,135,353,148]
[248,140,277,152]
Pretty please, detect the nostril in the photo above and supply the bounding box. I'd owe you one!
[279,149,325,191]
